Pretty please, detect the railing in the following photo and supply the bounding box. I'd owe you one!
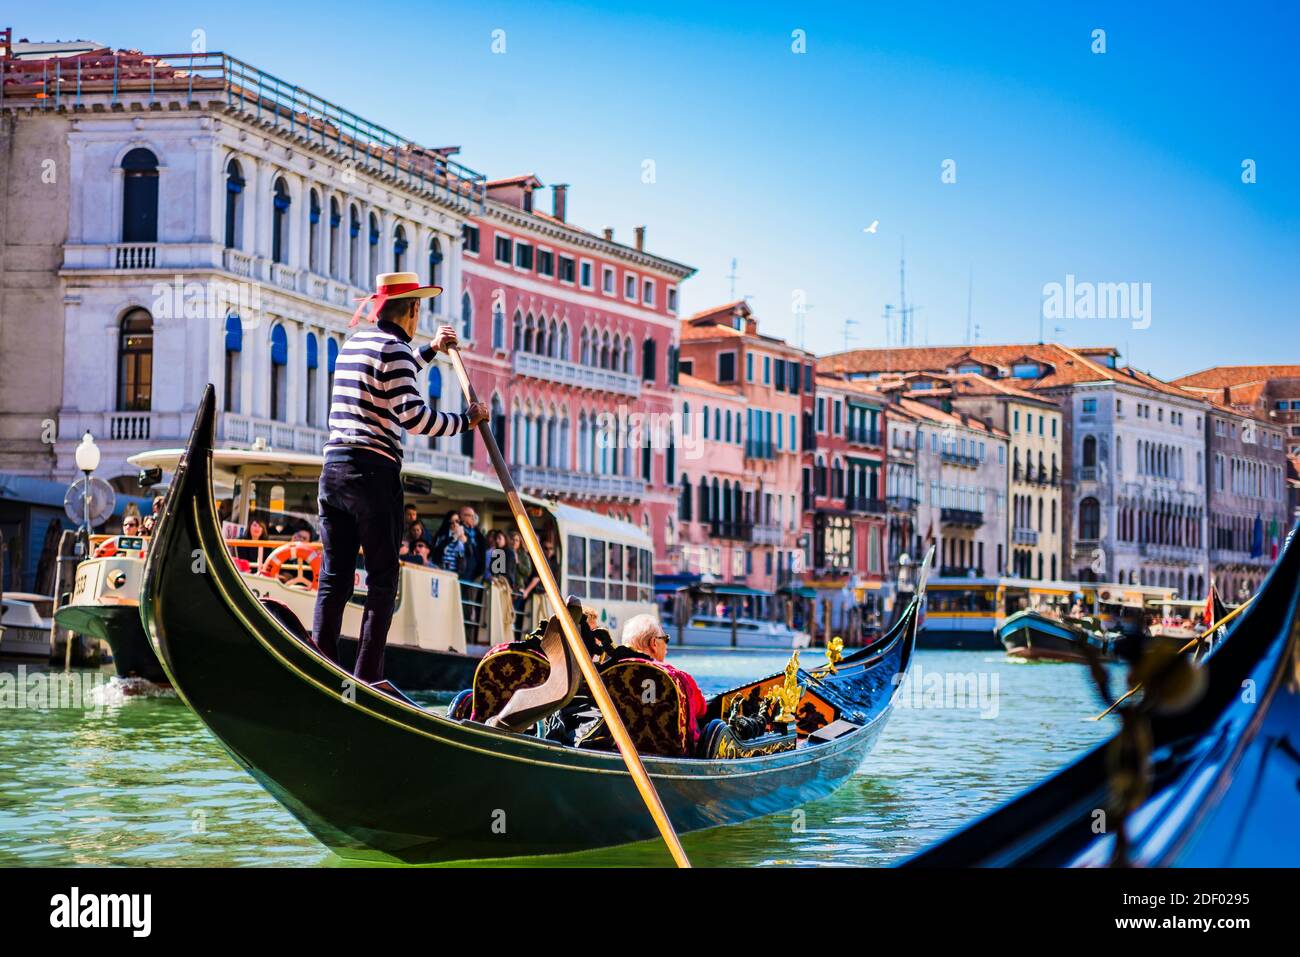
[708,520,753,541]
[886,495,919,512]
[512,352,641,398]
[106,411,152,442]
[219,413,326,453]
[745,440,775,460]
[223,247,255,277]
[270,262,300,292]
[1209,547,1273,565]
[1,50,487,213]
[845,427,881,447]
[940,507,984,527]
[845,495,887,515]
[751,523,783,545]
[1012,527,1038,546]
[403,444,472,476]
[940,565,983,578]
[940,451,980,468]
[113,243,157,269]
[515,463,645,499]
[1078,466,1098,482]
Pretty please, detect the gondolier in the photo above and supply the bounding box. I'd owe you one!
[312,271,488,684]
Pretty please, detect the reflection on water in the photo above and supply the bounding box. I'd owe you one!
[0,649,1117,867]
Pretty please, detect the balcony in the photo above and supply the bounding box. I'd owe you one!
[708,520,754,541]
[512,352,641,398]
[1012,527,1039,546]
[220,413,327,455]
[751,523,783,545]
[845,495,887,515]
[845,427,881,447]
[1078,465,1098,482]
[1138,542,1204,563]
[940,507,984,528]
[940,451,980,468]
[745,440,776,461]
[1209,547,1274,567]
[886,494,919,512]
[515,463,645,499]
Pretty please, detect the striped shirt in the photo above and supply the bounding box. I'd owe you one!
[323,320,469,465]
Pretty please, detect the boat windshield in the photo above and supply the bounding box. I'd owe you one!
[928,587,998,614]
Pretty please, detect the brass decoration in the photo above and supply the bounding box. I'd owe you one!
[764,650,803,724]
[815,637,844,676]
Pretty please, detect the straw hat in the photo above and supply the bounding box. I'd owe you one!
[350,271,442,326]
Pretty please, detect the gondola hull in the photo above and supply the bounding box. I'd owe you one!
[998,610,1110,664]
[141,388,918,864]
[905,526,1300,868]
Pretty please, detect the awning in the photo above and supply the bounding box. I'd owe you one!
[708,584,771,598]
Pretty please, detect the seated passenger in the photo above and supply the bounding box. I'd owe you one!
[619,613,707,748]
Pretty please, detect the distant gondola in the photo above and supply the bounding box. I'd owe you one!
[139,387,924,864]
[998,609,1115,663]
[904,524,1300,867]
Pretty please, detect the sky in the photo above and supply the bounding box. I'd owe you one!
[20,1,1300,378]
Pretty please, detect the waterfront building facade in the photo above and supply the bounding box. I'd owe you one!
[457,176,694,569]
[677,302,809,592]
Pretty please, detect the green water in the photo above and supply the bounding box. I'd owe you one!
[0,649,1117,867]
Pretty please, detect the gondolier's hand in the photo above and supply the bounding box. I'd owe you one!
[466,402,489,427]
[430,325,459,353]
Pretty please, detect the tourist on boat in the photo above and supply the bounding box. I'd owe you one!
[121,513,142,536]
[408,539,432,567]
[621,613,707,747]
[484,528,514,582]
[234,517,270,564]
[439,519,468,575]
[458,506,486,581]
[141,495,164,536]
[509,528,532,591]
[310,271,488,684]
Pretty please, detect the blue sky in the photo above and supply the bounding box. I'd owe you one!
[23,1,1299,377]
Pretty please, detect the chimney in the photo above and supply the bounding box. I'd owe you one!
[602,226,614,242]
[634,225,646,251]
[551,183,568,222]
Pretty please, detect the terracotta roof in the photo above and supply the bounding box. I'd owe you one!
[686,300,749,324]
[486,174,544,189]
[1172,365,1300,389]
[820,343,1203,402]
[893,396,1009,438]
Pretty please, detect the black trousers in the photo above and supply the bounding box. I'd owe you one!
[311,452,402,683]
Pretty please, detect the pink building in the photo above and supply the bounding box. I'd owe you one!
[457,177,695,570]
[676,302,810,593]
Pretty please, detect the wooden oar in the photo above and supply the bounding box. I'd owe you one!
[1091,596,1256,721]
[446,348,691,869]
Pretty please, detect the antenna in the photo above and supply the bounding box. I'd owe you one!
[882,304,894,349]
[726,258,739,301]
[842,318,860,353]
[899,239,909,346]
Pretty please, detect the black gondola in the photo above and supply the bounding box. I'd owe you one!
[139,387,923,864]
[905,524,1300,867]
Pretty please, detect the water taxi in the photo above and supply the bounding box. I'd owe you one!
[55,446,654,690]
[0,592,55,660]
[921,576,1080,649]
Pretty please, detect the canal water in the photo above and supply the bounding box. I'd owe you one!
[0,648,1118,867]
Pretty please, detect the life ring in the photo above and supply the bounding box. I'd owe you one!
[259,541,323,591]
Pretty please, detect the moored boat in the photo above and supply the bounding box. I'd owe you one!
[0,592,55,660]
[904,524,1300,867]
[998,609,1115,663]
[140,386,924,864]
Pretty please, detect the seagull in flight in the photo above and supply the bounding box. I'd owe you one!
[864,220,879,234]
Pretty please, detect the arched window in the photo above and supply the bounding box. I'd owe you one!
[524,313,535,353]
[513,311,523,351]
[224,159,244,249]
[328,197,341,278]
[1079,496,1100,540]
[492,302,505,350]
[326,337,339,402]
[308,190,321,273]
[1082,435,1097,468]
[271,177,291,265]
[548,319,558,358]
[223,314,242,413]
[600,332,611,369]
[117,308,154,411]
[491,395,506,453]
[623,335,633,375]
[349,205,363,286]
[581,328,591,365]
[368,212,381,282]
[558,414,570,469]
[304,331,319,427]
[461,291,473,340]
[679,474,692,521]
[122,148,160,243]
[559,322,570,361]
[269,324,289,422]
[611,334,621,371]
[428,238,443,315]
[393,224,408,273]
[642,337,657,384]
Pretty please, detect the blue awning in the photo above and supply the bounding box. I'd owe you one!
[428,366,441,398]
[327,337,339,373]
[270,324,288,365]
[305,332,318,370]
[224,314,243,352]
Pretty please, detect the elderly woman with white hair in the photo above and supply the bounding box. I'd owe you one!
[619,613,707,748]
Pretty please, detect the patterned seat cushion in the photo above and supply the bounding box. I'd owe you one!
[471,646,551,723]
[588,659,689,757]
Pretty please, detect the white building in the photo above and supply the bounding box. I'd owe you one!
[2,48,484,488]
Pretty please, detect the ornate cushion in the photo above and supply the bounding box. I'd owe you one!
[697,719,797,759]
[471,645,551,723]
[584,659,689,757]
[447,688,473,721]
